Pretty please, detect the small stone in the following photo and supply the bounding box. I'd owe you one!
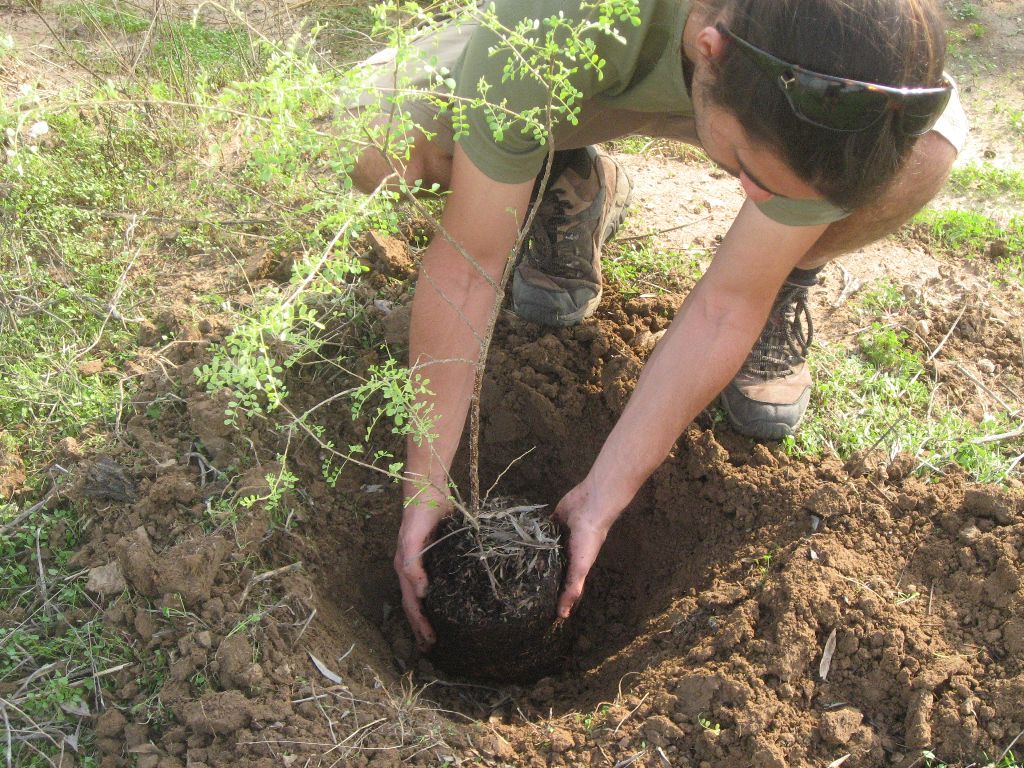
[977,358,995,374]
[86,562,127,597]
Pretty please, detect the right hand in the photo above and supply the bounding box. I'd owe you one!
[553,476,623,620]
[394,485,451,651]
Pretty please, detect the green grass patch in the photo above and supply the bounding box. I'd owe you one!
[913,209,1024,284]
[857,277,908,317]
[603,241,706,297]
[608,134,710,163]
[1,503,135,767]
[998,104,1024,139]
[944,0,979,20]
[314,3,382,63]
[55,1,260,88]
[148,21,258,90]
[947,162,1024,202]
[922,747,1022,768]
[0,110,171,465]
[59,0,150,33]
[788,324,1023,483]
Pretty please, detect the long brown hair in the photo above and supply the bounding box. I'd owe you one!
[699,0,947,210]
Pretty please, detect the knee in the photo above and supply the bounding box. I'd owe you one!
[896,131,958,212]
[351,133,452,194]
[351,148,390,194]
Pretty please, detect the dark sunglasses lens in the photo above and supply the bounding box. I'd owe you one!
[787,71,889,131]
[899,89,952,135]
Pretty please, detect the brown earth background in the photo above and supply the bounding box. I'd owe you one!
[3,0,1024,766]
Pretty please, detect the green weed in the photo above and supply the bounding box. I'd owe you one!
[59,1,150,33]
[921,747,1023,767]
[148,21,258,90]
[947,162,1024,202]
[315,3,382,63]
[0,504,136,766]
[945,0,979,19]
[998,104,1024,137]
[858,278,907,317]
[697,714,722,735]
[603,241,706,297]
[0,110,164,465]
[787,331,1023,482]
[239,460,299,527]
[913,209,1024,284]
[857,324,924,378]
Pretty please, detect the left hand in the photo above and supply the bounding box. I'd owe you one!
[553,477,624,619]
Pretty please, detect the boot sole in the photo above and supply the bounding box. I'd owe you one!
[719,384,809,441]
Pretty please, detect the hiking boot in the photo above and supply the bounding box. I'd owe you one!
[511,146,632,327]
[720,280,815,440]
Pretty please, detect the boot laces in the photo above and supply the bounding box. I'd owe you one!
[522,187,587,279]
[743,283,814,379]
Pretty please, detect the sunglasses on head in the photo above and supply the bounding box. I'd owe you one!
[715,23,952,135]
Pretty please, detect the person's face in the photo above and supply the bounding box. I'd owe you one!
[684,21,824,205]
[694,101,823,204]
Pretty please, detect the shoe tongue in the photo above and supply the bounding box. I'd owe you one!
[551,147,592,181]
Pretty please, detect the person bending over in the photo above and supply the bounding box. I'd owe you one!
[351,0,967,649]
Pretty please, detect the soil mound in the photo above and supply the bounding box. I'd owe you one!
[67,245,1023,767]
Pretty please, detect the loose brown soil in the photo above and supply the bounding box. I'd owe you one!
[66,233,1024,766]
[14,0,1022,764]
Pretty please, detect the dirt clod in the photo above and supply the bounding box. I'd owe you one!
[216,633,263,691]
[179,690,254,736]
[77,456,136,502]
[85,561,127,596]
[819,707,864,746]
[95,708,127,739]
[117,528,229,607]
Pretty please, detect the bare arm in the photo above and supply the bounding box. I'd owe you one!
[396,145,533,649]
[555,200,828,616]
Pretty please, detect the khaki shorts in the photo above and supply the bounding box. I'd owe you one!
[354,19,968,159]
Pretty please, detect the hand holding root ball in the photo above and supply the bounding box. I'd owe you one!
[553,477,622,620]
[395,471,625,674]
[394,484,451,651]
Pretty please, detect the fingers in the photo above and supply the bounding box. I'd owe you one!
[557,524,605,619]
[395,501,447,651]
[395,550,436,650]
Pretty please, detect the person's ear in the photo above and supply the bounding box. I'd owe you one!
[694,24,727,63]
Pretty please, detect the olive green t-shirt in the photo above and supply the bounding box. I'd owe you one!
[452,0,849,226]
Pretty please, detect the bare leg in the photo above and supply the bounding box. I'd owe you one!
[798,131,958,269]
